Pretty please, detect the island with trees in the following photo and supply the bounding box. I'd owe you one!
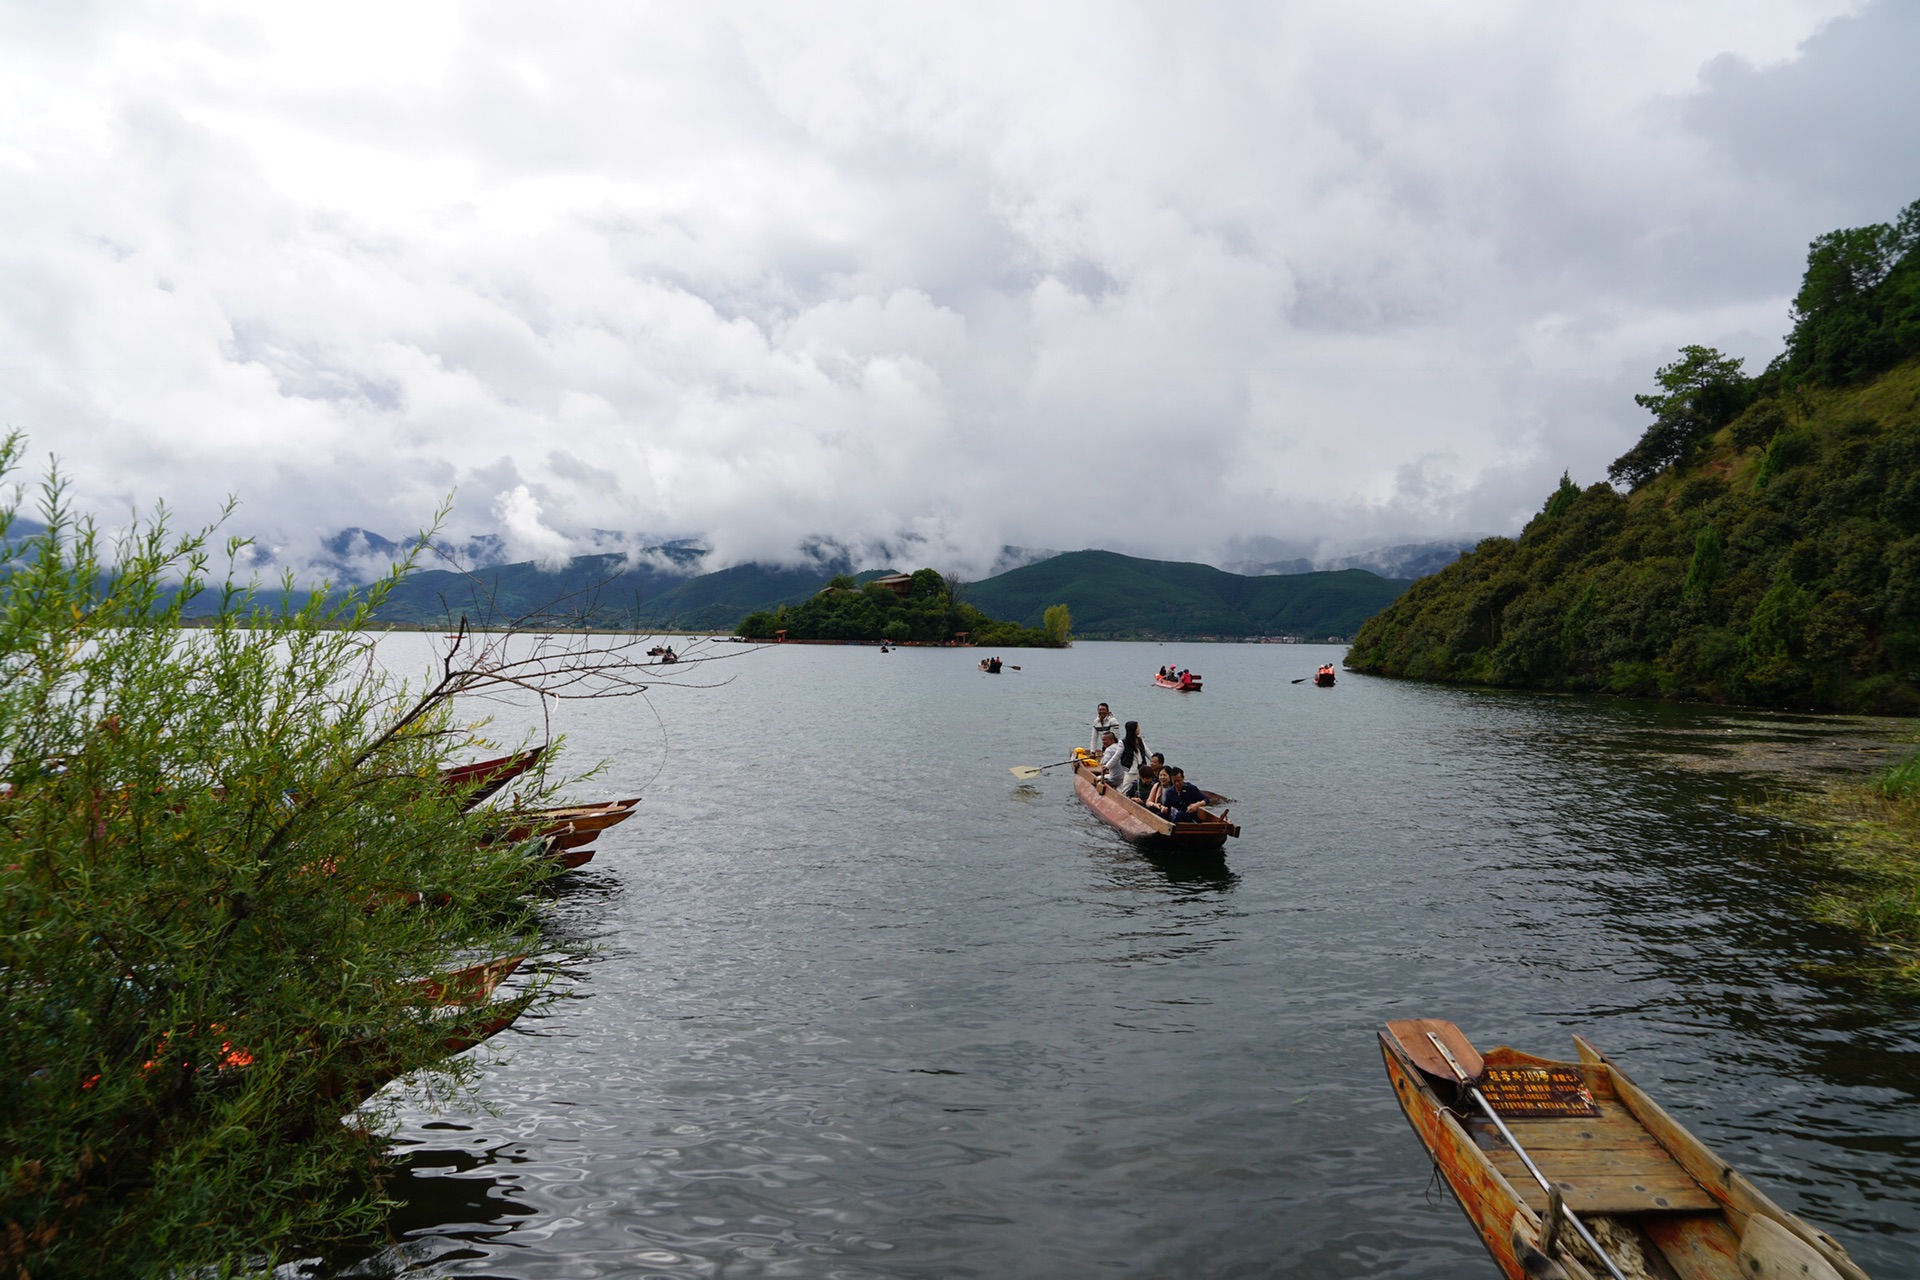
[735,568,1072,647]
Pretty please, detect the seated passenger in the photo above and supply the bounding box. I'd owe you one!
[1148,766,1209,823]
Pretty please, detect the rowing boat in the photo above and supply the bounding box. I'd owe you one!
[1153,671,1201,691]
[441,747,545,809]
[1070,759,1238,852]
[1379,1018,1869,1280]
[484,797,640,845]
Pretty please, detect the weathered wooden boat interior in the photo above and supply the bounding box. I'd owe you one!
[1379,1018,1869,1280]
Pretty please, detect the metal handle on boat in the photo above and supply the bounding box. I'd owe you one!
[1427,1032,1629,1280]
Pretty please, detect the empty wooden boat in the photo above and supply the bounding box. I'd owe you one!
[1379,1018,1869,1280]
[1070,758,1238,852]
[484,797,640,845]
[441,747,545,809]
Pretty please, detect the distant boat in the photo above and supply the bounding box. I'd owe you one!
[1315,669,1336,687]
[1154,670,1201,691]
[1379,1018,1870,1280]
[979,657,1003,673]
[1070,757,1237,852]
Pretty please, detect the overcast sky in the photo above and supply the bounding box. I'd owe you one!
[2,1,1916,577]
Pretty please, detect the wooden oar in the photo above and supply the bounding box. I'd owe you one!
[1009,758,1079,779]
[1414,1024,1629,1280]
[1290,677,1309,684]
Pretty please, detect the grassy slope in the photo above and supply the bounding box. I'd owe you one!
[1348,359,1920,712]
[966,550,1410,638]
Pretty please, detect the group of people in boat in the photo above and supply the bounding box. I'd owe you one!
[1086,702,1215,823]
[1156,665,1192,683]
[1316,662,1335,684]
[979,656,1004,673]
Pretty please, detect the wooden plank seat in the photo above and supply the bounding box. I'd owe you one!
[1468,1100,1719,1214]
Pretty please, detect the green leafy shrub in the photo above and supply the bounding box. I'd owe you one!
[0,439,624,1278]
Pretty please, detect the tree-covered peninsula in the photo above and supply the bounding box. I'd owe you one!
[736,568,1070,646]
[1349,199,1920,713]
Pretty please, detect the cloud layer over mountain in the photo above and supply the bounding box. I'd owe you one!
[1,1,1912,578]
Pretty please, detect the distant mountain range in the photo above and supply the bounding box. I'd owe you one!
[350,547,1410,640]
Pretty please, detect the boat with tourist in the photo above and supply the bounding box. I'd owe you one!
[1379,1017,1869,1280]
[1315,664,1336,687]
[1069,755,1237,851]
[1154,666,1201,691]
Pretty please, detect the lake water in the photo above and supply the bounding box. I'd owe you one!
[346,638,1920,1278]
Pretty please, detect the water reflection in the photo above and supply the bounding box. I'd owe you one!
[335,1131,537,1276]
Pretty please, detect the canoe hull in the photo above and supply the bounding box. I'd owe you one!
[1379,1022,1871,1280]
[1153,675,1201,691]
[1071,761,1237,852]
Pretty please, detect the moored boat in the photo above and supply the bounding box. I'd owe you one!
[1379,1018,1869,1280]
[441,746,545,809]
[1070,758,1237,852]
[484,797,640,846]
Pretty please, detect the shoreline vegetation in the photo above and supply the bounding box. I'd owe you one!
[735,568,1072,647]
[1779,744,1920,988]
[0,441,674,1279]
[1350,198,1920,715]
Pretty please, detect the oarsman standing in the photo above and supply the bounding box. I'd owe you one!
[1090,702,1121,752]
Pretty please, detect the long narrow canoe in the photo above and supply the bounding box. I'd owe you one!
[485,797,640,845]
[1153,672,1202,691]
[1380,1019,1869,1280]
[1071,759,1238,852]
[441,747,545,809]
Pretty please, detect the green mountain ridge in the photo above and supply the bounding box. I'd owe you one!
[965,550,1409,639]
[1349,198,1920,714]
[347,548,1408,640]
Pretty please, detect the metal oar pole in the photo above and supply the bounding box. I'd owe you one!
[1426,1033,1629,1280]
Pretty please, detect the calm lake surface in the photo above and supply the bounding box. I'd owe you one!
[349,639,1920,1279]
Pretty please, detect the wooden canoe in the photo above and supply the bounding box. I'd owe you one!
[1071,760,1238,852]
[1380,1019,1870,1280]
[1153,673,1202,691]
[441,747,545,809]
[412,954,526,1007]
[485,797,640,845]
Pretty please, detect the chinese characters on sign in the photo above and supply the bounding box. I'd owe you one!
[1481,1066,1599,1118]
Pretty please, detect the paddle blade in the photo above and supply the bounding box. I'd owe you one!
[1009,765,1044,779]
[1384,1018,1485,1083]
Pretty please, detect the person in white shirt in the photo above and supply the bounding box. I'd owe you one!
[1096,730,1126,786]
[1117,721,1150,796]
[1090,702,1121,752]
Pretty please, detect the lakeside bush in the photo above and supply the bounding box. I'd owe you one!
[736,567,1067,646]
[0,440,583,1278]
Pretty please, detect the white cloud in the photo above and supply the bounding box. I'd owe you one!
[0,0,1904,578]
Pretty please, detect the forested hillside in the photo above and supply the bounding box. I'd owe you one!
[966,550,1408,639]
[1349,200,1920,713]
